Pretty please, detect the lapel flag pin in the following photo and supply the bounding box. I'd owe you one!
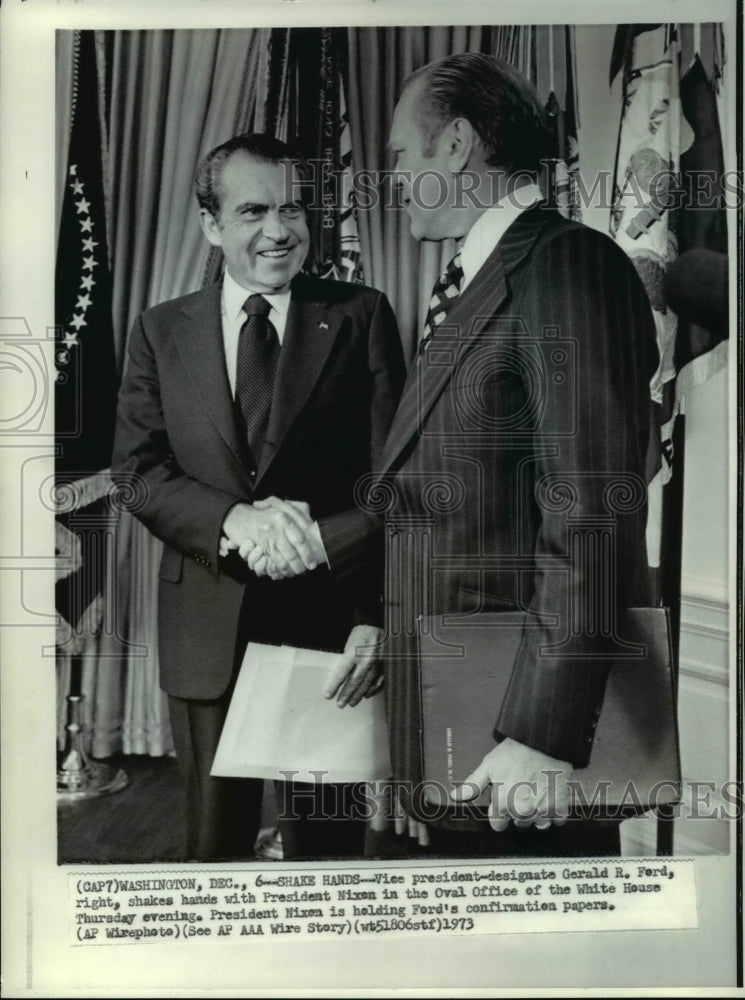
[319,321,329,330]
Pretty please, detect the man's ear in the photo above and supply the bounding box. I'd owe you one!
[199,208,223,248]
[447,118,477,173]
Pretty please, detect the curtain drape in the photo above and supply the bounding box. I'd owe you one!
[55,34,76,243]
[107,29,268,364]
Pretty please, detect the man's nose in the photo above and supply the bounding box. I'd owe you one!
[262,211,290,242]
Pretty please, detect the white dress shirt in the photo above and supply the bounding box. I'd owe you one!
[459,182,543,291]
[221,268,292,398]
[220,268,328,566]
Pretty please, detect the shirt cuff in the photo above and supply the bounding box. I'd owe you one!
[310,520,330,568]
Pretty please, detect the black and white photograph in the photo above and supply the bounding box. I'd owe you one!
[0,0,741,995]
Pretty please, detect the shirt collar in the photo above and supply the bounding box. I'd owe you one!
[459,182,543,289]
[222,267,292,326]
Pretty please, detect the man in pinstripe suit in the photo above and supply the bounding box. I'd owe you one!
[261,55,657,856]
[325,54,657,856]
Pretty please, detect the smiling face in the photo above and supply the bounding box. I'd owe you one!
[200,152,309,293]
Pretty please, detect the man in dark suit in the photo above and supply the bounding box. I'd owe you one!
[287,53,657,856]
[112,133,405,861]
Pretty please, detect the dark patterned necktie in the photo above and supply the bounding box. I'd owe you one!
[418,251,464,357]
[234,293,280,467]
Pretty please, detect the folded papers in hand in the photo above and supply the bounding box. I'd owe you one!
[211,642,391,783]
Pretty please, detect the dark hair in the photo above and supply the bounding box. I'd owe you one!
[194,133,311,217]
[404,53,554,175]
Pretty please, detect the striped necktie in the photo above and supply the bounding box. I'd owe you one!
[419,251,464,353]
[234,293,280,468]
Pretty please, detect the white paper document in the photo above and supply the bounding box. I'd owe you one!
[211,642,391,783]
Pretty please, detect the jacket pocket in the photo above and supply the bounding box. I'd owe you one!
[159,546,184,582]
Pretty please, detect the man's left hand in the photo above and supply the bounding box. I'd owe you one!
[450,738,573,832]
[324,624,383,708]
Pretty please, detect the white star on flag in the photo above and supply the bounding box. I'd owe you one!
[81,274,95,291]
[82,255,97,272]
[75,197,91,215]
[69,314,87,332]
[76,293,92,311]
[69,165,77,177]
[72,180,84,196]
[80,218,93,233]
[63,331,79,349]
[82,237,98,253]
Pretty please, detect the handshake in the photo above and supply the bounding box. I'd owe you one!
[219,496,327,580]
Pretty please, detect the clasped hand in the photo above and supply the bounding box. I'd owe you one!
[219,496,324,580]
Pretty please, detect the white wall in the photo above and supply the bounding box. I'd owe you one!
[573,26,731,856]
[681,364,730,602]
[675,364,730,854]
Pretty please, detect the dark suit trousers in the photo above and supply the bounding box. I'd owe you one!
[274,780,366,860]
[168,692,263,862]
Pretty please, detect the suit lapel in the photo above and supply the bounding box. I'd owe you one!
[380,205,552,474]
[171,285,247,472]
[256,275,342,483]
